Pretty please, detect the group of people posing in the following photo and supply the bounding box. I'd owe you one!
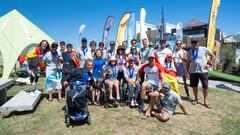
[25,37,215,122]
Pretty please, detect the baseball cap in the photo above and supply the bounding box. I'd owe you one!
[109,41,115,45]
[191,38,198,43]
[161,82,171,92]
[148,52,155,58]
[81,37,87,42]
[109,56,117,61]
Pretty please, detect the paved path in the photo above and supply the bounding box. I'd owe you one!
[177,77,240,93]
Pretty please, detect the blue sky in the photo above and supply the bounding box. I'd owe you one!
[0,0,239,47]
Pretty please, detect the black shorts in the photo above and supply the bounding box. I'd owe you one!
[190,73,208,89]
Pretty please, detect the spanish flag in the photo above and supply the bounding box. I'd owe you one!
[19,47,46,70]
[154,54,180,95]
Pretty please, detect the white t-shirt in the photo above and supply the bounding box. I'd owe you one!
[155,48,172,64]
[144,66,161,87]
[173,49,185,63]
[77,47,90,68]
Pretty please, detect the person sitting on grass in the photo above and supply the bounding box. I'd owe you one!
[144,82,191,121]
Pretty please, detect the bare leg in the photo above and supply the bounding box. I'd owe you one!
[107,81,114,100]
[96,89,100,101]
[139,82,148,111]
[192,87,198,104]
[183,76,190,97]
[203,88,211,108]
[145,96,159,116]
[48,91,53,103]
[92,90,96,102]
[58,89,62,99]
[114,80,120,100]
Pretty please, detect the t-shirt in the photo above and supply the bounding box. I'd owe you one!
[164,61,176,71]
[43,51,61,67]
[187,46,211,73]
[107,50,116,59]
[125,47,140,55]
[101,49,108,60]
[159,91,182,115]
[105,65,119,80]
[155,48,172,64]
[93,59,106,79]
[124,66,139,82]
[173,49,185,63]
[86,50,95,60]
[143,66,161,87]
[139,47,154,64]
[77,47,90,68]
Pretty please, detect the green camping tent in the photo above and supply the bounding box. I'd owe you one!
[0,9,54,79]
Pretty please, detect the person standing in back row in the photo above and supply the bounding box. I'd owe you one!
[173,40,192,101]
[187,38,215,109]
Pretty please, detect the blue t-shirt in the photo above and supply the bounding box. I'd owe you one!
[93,59,106,79]
[83,70,92,82]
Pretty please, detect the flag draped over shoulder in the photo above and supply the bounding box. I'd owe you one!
[139,53,180,95]
[20,47,46,70]
[70,50,80,68]
[26,47,42,59]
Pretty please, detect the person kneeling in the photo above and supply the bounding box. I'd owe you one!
[144,82,191,121]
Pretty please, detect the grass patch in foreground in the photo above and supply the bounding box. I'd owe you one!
[1,78,240,135]
[209,70,240,83]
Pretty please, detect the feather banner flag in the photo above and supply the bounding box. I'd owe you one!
[77,24,86,46]
[207,0,221,62]
[176,23,183,41]
[127,12,136,48]
[115,12,131,49]
[140,8,148,46]
[102,16,114,50]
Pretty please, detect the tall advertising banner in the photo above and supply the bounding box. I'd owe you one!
[77,24,86,46]
[127,12,136,48]
[115,12,131,48]
[207,0,221,62]
[176,23,183,41]
[140,8,148,46]
[102,16,114,50]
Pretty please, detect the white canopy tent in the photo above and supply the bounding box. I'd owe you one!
[224,33,240,43]
[0,9,54,79]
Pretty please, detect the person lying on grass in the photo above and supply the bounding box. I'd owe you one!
[144,82,191,121]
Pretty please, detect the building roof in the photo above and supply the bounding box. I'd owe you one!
[184,19,206,29]
[224,33,240,43]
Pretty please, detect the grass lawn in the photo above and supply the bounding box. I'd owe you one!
[0,78,240,135]
[209,70,240,83]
